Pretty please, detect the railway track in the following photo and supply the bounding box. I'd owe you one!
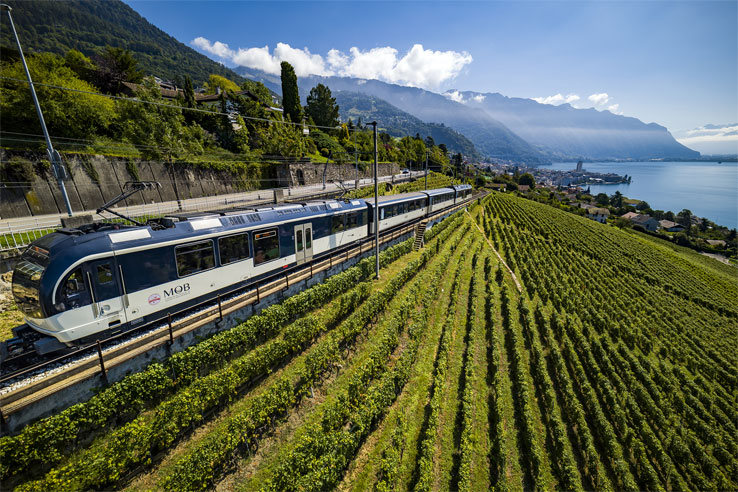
[0,199,476,428]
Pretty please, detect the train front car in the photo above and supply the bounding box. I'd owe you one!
[5,227,127,360]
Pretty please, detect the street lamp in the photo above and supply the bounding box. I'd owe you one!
[2,3,73,217]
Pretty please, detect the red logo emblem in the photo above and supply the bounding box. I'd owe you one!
[148,293,161,305]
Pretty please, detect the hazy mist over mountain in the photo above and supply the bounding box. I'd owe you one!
[453,91,700,161]
[236,66,701,163]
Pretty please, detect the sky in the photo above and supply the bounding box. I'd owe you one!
[125,0,737,153]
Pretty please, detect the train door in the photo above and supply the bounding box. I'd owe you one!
[87,258,127,331]
[293,223,313,265]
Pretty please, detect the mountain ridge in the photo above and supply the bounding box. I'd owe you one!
[452,90,700,160]
[0,0,245,86]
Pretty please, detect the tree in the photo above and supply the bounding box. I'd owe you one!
[664,210,675,221]
[280,61,302,123]
[424,135,435,148]
[636,200,650,211]
[595,193,610,206]
[610,190,623,208]
[0,52,114,139]
[305,83,339,128]
[93,47,143,94]
[117,77,204,162]
[438,143,448,156]
[64,49,95,82]
[519,173,535,187]
[183,76,196,108]
[677,209,693,229]
[204,74,240,94]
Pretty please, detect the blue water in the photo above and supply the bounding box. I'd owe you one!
[541,161,738,229]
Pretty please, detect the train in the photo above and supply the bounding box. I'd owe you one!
[4,184,472,361]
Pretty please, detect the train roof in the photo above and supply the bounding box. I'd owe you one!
[422,187,456,196]
[364,192,428,206]
[453,184,472,190]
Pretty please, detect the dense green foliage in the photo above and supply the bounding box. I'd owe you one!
[0,0,244,86]
[305,83,340,129]
[280,62,302,124]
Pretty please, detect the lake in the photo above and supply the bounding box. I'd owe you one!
[540,161,738,229]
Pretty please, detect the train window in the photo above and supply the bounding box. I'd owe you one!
[219,233,251,265]
[305,228,312,249]
[57,268,90,310]
[96,264,113,284]
[347,213,358,229]
[253,228,280,265]
[296,230,304,252]
[380,208,385,220]
[332,215,345,234]
[176,240,215,277]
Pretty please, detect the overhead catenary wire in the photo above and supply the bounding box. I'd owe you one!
[0,75,369,133]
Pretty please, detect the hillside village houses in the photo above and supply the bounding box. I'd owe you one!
[659,220,686,232]
[587,207,610,223]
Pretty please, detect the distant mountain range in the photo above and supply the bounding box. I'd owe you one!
[453,91,699,161]
[6,0,702,164]
[236,68,549,164]
[333,92,482,160]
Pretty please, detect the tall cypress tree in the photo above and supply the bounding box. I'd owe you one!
[280,61,302,123]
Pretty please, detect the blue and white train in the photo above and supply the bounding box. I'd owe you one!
[7,185,472,358]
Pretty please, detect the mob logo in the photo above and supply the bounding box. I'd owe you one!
[148,293,161,305]
[163,283,191,299]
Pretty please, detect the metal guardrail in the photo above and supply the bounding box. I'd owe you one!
[0,172,424,254]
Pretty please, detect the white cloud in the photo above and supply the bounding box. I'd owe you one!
[191,38,472,89]
[588,92,610,106]
[532,93,580,105]
[443,90,465,103]
[675,124,738,154]
[192,37,234,59]
[607,104,622,114]
[471,94,486,102]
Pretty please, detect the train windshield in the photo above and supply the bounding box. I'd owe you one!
[12,248,49,319]
[13,259,45,319]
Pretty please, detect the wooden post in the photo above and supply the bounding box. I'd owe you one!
[217,295,223,322]
[96,340,107,382]
[168,313,174,344]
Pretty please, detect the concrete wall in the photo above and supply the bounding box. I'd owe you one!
[276,162,400,188]
[0,150,401,219]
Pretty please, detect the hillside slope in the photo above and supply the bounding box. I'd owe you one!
[335,91,482,159]
[236,67,550,164]
[0,0,245,86]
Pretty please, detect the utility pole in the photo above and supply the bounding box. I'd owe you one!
[425,151,428,190]
[370,121,379,280]
[2,4,73,217]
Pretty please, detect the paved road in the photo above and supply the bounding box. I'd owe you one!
[0,172,425,250]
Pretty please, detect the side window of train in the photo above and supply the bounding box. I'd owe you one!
[219,233,251,265]
[347,212,358,229]
[380,208,385,220]
[332,215,345,234]
[176,240,215,277]
[60,268,90,309]
[253,228,280,265]
[97,264,113,284]
[361,210,368,225]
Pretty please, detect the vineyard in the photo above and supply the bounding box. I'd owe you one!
[1,192,736,492]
